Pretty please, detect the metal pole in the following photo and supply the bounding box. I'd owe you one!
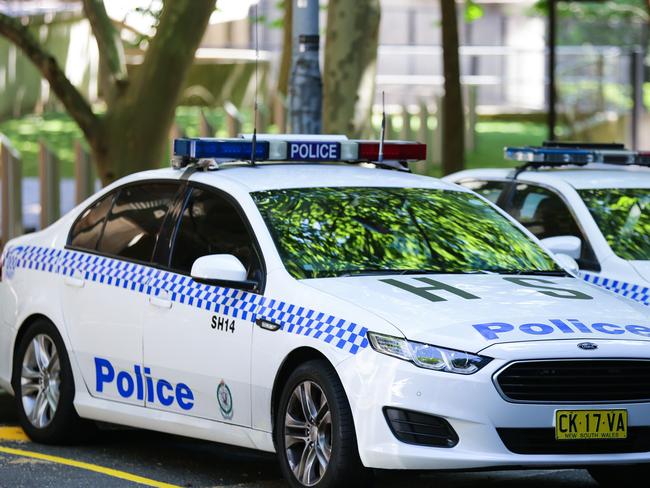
[631,48,644,150]
[0,135,22,246]
[548,0,557,141]
[289,0,322,134]
[39,141,60,229]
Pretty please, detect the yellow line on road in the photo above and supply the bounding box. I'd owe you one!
[0,427,28,442]
[0,445,182,488]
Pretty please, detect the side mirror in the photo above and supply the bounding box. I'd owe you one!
[540,235,581,275]
[191,254,257,290]
[540,235,581,260]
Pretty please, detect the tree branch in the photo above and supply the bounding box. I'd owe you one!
[82,0,128,99]
[0,13,99,144]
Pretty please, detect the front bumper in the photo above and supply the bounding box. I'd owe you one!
[336,339,650,470]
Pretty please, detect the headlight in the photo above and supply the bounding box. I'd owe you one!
[367,332,492,374]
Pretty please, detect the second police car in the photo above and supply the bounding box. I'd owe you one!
[0,135,649,488]
[445,142,650,308]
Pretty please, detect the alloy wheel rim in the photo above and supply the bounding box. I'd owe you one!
[284,380,332,486]
[21,334,61,429]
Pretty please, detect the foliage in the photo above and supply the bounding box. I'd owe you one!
[579,188,650,260]
[252,187,558,279]
[534,0,649,46]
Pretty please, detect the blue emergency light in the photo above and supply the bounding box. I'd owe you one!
[171,136,427,170]
[504,142,648,168]
[173,138,269,161]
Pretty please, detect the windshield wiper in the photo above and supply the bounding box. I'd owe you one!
[493,269,569,277]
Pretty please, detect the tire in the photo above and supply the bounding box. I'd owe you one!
[12,319,94,444]
[274,359,371,488]
[588,465,650,487]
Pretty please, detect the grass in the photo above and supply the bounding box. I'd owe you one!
[0,110,548,179]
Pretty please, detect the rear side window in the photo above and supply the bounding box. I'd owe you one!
[457,180,509,204]
[97,183,179,262]
[69,193,115,250]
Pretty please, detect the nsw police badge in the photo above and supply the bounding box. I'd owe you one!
[217,380,233,420]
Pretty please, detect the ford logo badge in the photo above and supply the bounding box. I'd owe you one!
[578,342,598,351]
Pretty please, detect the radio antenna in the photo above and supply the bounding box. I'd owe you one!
[378,91,386,164]
[250,2,260,165]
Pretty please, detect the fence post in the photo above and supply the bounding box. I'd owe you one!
[199,109,214,137]
[0,135,22,247]
[75,141,95,205]
[465,85,477,153]
[418,101,433,171]
[400,104,413,141]
[273,95,287,133]
[39,141,60,229]
[630,48,644,150]
[433,96,444,166]
[224,101,243,137]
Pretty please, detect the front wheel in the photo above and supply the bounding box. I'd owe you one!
[12,319,93,444]
[588,465,650,487]
[275,359,370,488]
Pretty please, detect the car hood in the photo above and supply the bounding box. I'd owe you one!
[631,261,650,283]
[302,274,650,353]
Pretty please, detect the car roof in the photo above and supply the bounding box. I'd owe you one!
[449,164,650,190]
[134,163,462,193]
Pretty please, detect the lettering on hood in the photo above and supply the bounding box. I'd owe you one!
[473,319,650,340]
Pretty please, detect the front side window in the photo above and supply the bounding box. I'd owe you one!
[170,188,260,279]
[252,187,560,279]
[507,183,598,269]
[579,188,650,261]
[97,183,179,262]
[69,192,115,250]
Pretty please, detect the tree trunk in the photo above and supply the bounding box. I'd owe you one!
[440,0,464,175]
[94,0,216,184]
[323,0,381,137]
[277,0,293,99]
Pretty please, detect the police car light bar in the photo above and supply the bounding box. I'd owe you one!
[172,137,427,169]
[505,143,649,168]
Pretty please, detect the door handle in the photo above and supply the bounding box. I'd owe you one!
[149,293,172,309]
[64,272,85,288]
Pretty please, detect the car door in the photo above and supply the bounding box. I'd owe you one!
[61,181,182,406]
[142,185,264,426]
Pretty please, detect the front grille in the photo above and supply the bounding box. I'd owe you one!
[498,427,650,454]
[496,360,650,403]
[384,408,458,448]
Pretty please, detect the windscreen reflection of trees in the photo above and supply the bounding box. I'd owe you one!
[252,188,558,279]
[579,189,650,261]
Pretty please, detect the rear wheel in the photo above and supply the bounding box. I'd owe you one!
[275,359,371,488]
[588,465,650,487]
[12,319,93,444]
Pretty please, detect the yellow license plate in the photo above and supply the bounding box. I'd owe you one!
[555,409,627,440]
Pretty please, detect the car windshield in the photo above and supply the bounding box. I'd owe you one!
[251,187,561,279]
[578,188,650,261]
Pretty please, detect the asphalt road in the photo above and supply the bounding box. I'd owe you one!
[0,390,600,488]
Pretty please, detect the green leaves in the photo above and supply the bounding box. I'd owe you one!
[464,0,484,22]
[252,187,558,279]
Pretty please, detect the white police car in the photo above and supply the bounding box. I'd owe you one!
[445,142,650,308]
[1,136,649,488]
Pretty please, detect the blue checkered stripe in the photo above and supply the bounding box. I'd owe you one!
[581,272,650,306]
[256,300,369,355]
[7,245,369,354]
